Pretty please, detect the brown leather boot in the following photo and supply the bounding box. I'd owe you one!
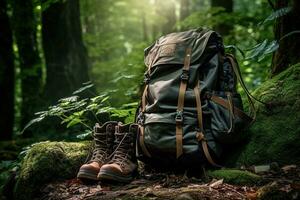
[97,123,138,183]
[77,121,118,180]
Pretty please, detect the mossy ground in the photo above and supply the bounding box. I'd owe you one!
[208,169,261,185]
[13,141,91,200]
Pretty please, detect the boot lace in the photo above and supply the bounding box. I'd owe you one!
[90,134,109,162]
[108,133,132,166]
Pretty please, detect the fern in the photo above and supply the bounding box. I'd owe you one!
[21,82,138,139]
[259,7,292,26]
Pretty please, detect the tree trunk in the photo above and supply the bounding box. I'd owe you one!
[211,0,233,36]
[0,0,15,140]
[12,0,43,130]
[42,0,90,104]
[271,0,300,76]
[180,0,190,21]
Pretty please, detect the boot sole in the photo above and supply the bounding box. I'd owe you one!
[77,169,99,181]
[98,169,134,183]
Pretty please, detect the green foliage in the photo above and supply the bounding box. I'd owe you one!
[178,7,256,31]
[245,40,279,61]
[259,6,292,26]
[21,83,138,139]
[0,160,18,192]
[33,0,66,11]
[0,139,40,193]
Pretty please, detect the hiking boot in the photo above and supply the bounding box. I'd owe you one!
[77,121,118,180]
[98,123,138,183]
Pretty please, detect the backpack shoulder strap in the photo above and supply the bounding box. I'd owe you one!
[175,47,192,158]
[194,80,223,168]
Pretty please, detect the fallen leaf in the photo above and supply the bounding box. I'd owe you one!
[154,185,162,190]
[78,188,84,193]
[209,179,223,188]
[279,184,292,193]
[281,165,297,173]
[291,183,300,190]
[246,191,258,200]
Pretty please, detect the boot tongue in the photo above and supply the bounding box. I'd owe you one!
[115,132,132,142]
[110,132,133,165]
[116,124,130,133]
[95,121,118,133]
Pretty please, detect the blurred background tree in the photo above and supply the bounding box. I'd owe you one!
[0,0,294,141]
[0,0,15,140]
[271,0,300,75]
[12,0,43,136]
[42,0,91,104]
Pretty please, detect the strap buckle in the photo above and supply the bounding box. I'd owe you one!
[195,130,205,141]
[137,112,145,125]
[144,72,150,84]
[180,69,189,81]
[175,111,183,124]
[204,91,212,99]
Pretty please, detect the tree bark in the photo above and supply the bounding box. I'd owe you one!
[271,0,300,76]
[0,0,15,140]
[12,0,43,130]
[42,0,90,104]
[211,0,233,36]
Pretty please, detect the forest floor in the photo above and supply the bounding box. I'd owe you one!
[38,165,300,200]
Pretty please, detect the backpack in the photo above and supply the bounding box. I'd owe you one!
[135,28,256,167]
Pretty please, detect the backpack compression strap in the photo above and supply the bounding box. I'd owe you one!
[175,48,192,158]
[139,86,152,158]
[138,48,159,158]
[194,80,222,168]
[210,95,253,123]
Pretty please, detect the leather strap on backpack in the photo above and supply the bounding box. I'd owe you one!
[175,48,192,158]
[210,94,253,123]
[226,54,263,123]
[138,49,159,158]
[194,80,222,168]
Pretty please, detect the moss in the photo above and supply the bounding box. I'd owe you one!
[207,169,261,185]
[13,141,91,200]
[226,64,300,166]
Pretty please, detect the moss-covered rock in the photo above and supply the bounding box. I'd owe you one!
[208,169,261,185]
[13,141,91,200]
[227,63,300,166]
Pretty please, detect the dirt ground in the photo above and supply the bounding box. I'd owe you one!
[38,165,300,200]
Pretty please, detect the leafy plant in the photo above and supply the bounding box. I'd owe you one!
[245,39,279,61]
[258,6,292,26]
[21,83,138,139]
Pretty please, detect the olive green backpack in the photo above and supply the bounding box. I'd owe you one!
[136,28,256,167]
